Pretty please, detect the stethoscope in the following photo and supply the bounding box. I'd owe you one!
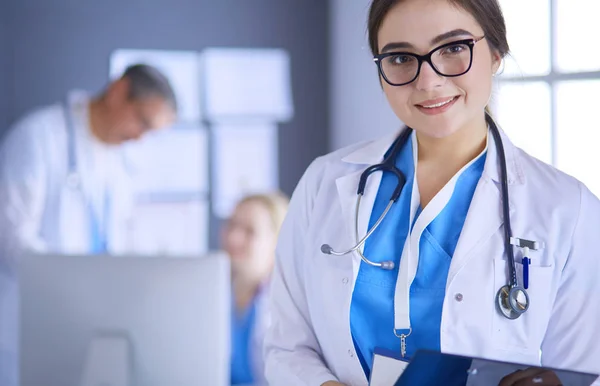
[62,98,109,253]
[321,113,535,320]
[64,99,82,191]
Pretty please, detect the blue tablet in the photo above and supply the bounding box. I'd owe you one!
[395,350,599,386]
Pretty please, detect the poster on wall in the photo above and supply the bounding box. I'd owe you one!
[122,127,209,197]
[201,48,293,122]
[126,199,209,257]
[211,122,279,219]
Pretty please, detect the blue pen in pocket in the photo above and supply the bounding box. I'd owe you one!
[521,246,531,290]
[510,237,543,290]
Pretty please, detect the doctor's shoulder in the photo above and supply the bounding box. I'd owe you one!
[513,145,600,245]
[282,139,376,237]
[514,145,598,205]
[1,104,64,149]
[0,104,64,168]
[299,139,376,192]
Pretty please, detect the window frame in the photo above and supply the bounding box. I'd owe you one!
[496,0,600,166]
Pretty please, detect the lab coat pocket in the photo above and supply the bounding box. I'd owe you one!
[492,259,553,351]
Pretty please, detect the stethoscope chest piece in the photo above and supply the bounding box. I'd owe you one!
[496,284,530,320]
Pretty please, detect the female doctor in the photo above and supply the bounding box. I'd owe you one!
[222,193,289,385]
[264,0,600,385]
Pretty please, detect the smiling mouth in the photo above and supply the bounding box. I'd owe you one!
[417,96,458,109]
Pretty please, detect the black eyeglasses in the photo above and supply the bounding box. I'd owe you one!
[373,36,486,86]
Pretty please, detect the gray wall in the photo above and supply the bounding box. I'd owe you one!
[329,0,399,151]
[1,0,329,249]
[0,3,9,131]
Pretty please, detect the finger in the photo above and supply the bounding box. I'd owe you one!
[499,368,546,386]
[499,370,524,386]
[513,370,563,386]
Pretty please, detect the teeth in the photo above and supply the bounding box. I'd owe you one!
[422,97,454,109]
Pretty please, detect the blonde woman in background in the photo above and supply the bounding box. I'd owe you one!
[222,192,289,386]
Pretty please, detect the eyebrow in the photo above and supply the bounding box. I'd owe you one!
[380,29,474,53]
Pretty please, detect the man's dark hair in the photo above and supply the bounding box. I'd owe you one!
[121,64,177,112]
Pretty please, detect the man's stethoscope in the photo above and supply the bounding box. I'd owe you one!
[63,99,110,253]
[63,99,82,190]
[321,113,542,320]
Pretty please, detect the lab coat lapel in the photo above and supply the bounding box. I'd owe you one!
[446,177,504,284]
[447,125,522,285]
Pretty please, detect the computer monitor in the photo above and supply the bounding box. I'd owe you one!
[19,252,231,386]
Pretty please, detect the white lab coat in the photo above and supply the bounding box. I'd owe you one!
[248,284,272,385]
[0,91,134,386]
[0,90,134,260]
[264,125,600,386]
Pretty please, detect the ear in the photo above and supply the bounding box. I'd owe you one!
[105,77,130,106]
[491,49,503,75]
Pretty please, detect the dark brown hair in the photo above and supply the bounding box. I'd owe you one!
[367,0,509,58]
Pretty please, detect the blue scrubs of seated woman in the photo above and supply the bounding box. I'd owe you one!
[222,193,289,386]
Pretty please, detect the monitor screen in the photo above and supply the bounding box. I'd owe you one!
[19,252,231,386]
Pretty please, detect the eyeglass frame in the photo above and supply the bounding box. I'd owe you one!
[373,36,486,87]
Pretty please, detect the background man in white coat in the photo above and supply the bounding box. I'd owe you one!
[0,63,177,386]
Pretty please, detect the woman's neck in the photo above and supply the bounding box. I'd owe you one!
[416,116,488,168]
[415,115,488,208]
[232,271,264,311]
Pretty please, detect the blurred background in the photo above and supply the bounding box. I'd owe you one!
[0,0,598,254]
[0,0,329,255]
[0,1,598,385]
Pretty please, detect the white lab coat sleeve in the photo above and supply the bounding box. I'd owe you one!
[0,120,49,267]
[251,289,272,386]
[540,182,600,379]
[264,158,338,386]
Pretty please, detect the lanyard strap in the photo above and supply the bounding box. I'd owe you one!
[393,133,490,334]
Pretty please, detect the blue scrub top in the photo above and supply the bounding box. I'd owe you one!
[231,296,258,385]
[349,133,486,383]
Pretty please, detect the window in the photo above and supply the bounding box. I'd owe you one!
[495,82,552,164]
[555,80,600,195]
[493,1,600,197]
[500,0,550,77]
[555,1,600,73]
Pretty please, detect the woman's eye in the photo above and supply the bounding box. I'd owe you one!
[442,44,467,55]
[391,55,414,65]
